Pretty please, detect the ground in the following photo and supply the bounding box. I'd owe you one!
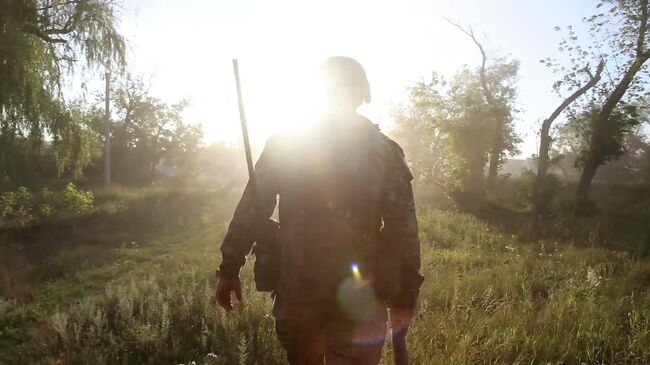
[0,186,649,364]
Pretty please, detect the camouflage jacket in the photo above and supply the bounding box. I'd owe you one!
[219,115,422,308]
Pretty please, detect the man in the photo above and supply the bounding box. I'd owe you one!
[216,56,423,364]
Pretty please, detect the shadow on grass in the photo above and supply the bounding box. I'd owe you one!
[0,187,236,302]
[447,187,650,256]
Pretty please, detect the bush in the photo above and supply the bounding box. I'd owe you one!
[0,184,94,228]
[0,187,36,228]
[515,170,560,210]
[60,183,94,218]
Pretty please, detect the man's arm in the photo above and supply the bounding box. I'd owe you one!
[219,137,280,278]
[379,141,423,310]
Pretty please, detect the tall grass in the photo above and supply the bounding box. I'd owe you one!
[406,208,650,364]
[46,271,284,364]
[1,188,649,364]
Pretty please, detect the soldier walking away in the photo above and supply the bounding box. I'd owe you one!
[216,56,423,365]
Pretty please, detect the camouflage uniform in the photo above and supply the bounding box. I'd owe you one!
[219,115,422,365]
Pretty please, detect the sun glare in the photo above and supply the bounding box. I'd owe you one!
[192,58,326,147]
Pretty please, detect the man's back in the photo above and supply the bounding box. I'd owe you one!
[216,56,422,365]
[276,117,387,291]
[220,115,417,291]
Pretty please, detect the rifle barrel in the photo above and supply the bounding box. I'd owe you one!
[232,59,256,182]
[389,307,409,365]
[393,330,409,365]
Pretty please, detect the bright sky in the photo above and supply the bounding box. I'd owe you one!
[116,0,597,157]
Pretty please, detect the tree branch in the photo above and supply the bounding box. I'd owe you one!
[636,0,649,59]
[34,0,85,11]
[600,1,650,122]
[23,24,68,43]
[444,17,494,104]
[543,60,605,132]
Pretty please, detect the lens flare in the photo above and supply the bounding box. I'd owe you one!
[351,262,362,280]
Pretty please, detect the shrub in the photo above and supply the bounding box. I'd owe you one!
[38,188,56,218]
[0,187,36,228]
[515,170,560,210]
[60,183,94,218]
[0,184,94,228]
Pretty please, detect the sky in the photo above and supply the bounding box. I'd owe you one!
[113,0,598,158]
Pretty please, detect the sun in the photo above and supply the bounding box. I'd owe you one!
[242,60,324,141]
[191,58,325,149]
[183,56,387,150]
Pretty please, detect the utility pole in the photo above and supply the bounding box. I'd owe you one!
[104,72,111,187]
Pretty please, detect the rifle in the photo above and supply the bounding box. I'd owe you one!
[389,307,409,365]
[232,59,256,191]
[232,59,280,292]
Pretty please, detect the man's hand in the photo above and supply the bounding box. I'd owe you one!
[216,275,243,311]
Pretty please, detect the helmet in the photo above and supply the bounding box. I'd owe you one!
[319,56,371,104]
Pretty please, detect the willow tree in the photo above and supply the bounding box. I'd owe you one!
[0,0,126,184]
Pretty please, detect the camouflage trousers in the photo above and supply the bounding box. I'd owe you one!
[273,279,388,365]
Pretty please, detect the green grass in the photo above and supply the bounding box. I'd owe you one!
[1,187,649,364]
[410,208,650,363]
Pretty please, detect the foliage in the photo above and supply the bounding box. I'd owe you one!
[60,182,94,218]
[555,106,649,183]
[95,76,205,185]
[0,183,93,228]
[393,61,520,196]
[391,74,449,189]
[198,142,248,189]
[548,0,650,199]
[52,104,104,179]
[0,0,126,184]
[573,106,645,166]
[590,128,650,184]
[515,169,561,210]
[0,187,36,227]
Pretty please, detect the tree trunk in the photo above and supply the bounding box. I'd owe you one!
[576,154,599,200]
[575,56,648,200]
[487,119,503,190]
[533,125,552,214]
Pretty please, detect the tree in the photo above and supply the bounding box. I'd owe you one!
[594,128,649,183]
[100,76,204,184]
[552,108,649,185]
[565,105,646,182]
[572,0,650,200]
[533,60,604,214]
[640,140,650,182]
[391,74,449,191]
[445,19,520,190]
[393,65,520,198]
[0,0,126,185]
[199,142,248,189]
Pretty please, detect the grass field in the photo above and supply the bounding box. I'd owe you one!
[1,186,649,364]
